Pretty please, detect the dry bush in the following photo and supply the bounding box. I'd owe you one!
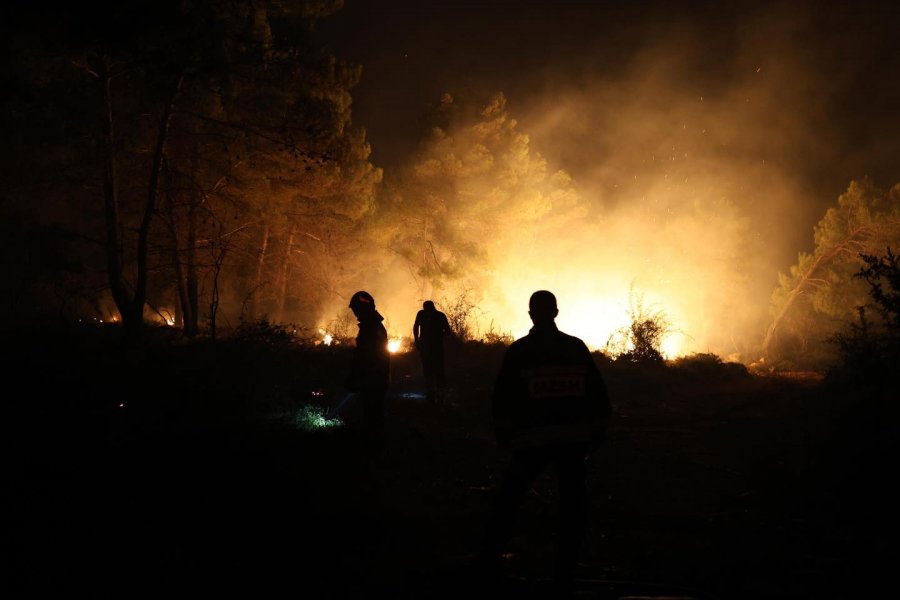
[439,290,478,341]
[608,292,671,365]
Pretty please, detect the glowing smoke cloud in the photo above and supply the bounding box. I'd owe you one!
[324,7,856,361]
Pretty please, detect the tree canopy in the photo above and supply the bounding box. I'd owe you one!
[765,179,900,361]
[1,0,381,336]
[380,92,584,299]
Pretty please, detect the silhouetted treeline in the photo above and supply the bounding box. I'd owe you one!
[829,248,900,385]
[2,1,380,338]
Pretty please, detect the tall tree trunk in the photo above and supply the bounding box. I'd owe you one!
[163,172,191,332]
[126,71,185,342]
[251,222,270,319]
[184,152,200,337]
[276,221,296,322]
[208,226,230,341]
[173,243,192,332]
[100,55,132,322]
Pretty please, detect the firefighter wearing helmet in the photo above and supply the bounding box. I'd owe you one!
[346,291,390,445]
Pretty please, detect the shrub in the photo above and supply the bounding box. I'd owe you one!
[440,290,478,341]
[612,292,670,365]
[295,405,343,432]
[231,318,302,348]
[481,319,514,346]
[672,352,750,380]
[830,249,900,380]
[322,310,357,345]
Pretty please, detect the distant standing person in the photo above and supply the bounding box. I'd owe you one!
[346,291,390,445]
[482,290,611,586]
[413,300,452,403]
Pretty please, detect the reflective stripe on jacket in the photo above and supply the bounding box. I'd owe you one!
[492,323,610,448]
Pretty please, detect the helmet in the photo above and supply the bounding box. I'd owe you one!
[349,290,375,311]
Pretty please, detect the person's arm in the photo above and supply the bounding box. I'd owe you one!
[413,312,422,345]
[346,332,364,391]
[581,342,611,446]
[376,326,391,387]
[441,312,452,337]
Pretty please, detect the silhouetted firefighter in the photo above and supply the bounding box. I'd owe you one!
[346,291,390,446]
[413,300,452,403]
[482,290,611,586]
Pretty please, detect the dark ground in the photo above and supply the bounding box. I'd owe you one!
[3,326,898,598]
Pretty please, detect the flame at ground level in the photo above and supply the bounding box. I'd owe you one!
[318,263,752,360]
[314,328,404,354]
[320,289,696,360]
[490,291,690,358]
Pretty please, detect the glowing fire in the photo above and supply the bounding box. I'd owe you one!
[154,308,176,326]
[556,295,687,358]
[319,329,334,346]
[387,338,403,353]
[482,287,691,358]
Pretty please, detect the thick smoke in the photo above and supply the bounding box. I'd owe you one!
[323,4,878,360]
[506,10,835,358]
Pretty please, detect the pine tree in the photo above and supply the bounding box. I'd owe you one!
[765,179,900,359]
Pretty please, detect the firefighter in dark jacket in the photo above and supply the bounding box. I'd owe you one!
[413,300,452,403]
[483,290,611,583]
[346,291,390,443]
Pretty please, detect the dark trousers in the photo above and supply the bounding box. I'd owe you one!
[484,444,588,578]
[360,390,385,443]
[419,345,445,396]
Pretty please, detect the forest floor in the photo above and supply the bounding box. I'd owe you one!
[3,326,898,599]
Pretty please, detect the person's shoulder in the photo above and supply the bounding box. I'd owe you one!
[365,318,387,334]
[505,335,528,351]
[557,329,583,343]
[507,332,536,353]
[556,329,590,350]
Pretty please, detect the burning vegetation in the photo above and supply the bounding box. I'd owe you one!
[1,0,898,371]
